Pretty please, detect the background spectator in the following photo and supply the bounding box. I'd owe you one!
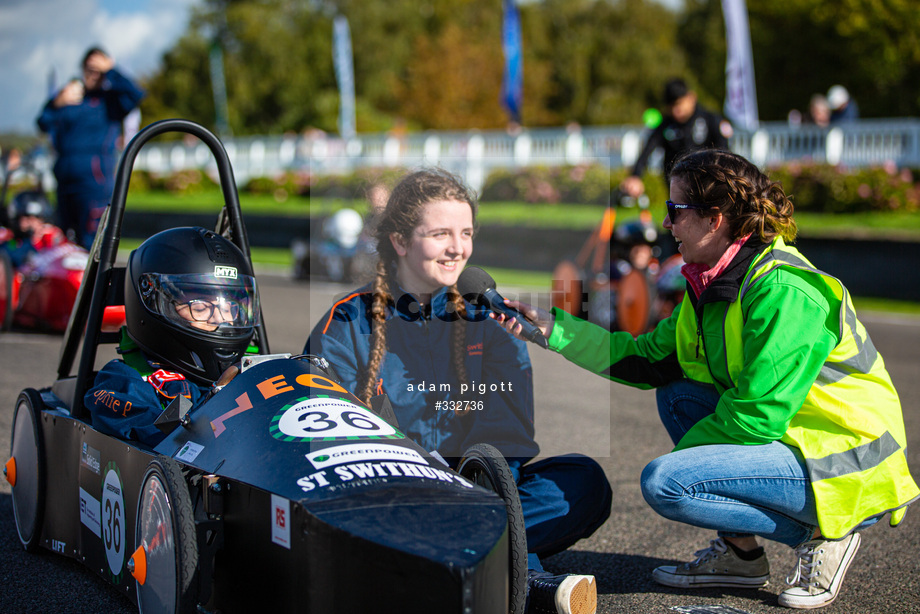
[36,46,144,248]
[806,94,831,127]
[827,85,859,124]
[621,78,732,198]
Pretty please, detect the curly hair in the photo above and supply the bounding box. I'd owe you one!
[669,149,797,243]
[357,168,479,406]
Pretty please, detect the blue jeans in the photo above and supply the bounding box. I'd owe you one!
[511,454,613,572]
[641,379,819,547]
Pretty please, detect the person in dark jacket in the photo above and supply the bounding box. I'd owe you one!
[306,168,612,614]
[36,46,144,248]
[621,78,732,199]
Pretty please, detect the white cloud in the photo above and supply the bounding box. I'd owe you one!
[0,0,197,134]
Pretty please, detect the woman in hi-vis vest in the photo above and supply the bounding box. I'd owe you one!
[493,149,919,610]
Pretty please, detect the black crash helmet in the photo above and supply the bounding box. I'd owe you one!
[124,227,260,385]
[9,190,53,223]
[614,220,658,246]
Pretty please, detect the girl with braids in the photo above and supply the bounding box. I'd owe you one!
[306,168,612,614]
[494,150,918,610]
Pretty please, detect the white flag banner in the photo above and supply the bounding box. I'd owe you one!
[722,0,759,131]
[333,15,357,140]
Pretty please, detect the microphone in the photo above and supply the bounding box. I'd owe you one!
[457,266,548,349]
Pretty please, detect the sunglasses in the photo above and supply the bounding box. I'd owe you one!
[665,200,718,224]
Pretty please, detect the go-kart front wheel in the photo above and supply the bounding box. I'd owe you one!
[458,443,528,614]
[133,456,198,614]
[8,389,46,551]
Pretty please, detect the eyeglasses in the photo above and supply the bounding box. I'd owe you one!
[175,298,241,322]
[665,200,718,224]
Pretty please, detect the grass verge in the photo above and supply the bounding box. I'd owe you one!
[124,190,920,239]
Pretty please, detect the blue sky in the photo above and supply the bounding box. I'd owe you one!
[0,0,198,134]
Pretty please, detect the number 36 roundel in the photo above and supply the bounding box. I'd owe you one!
[270,397,402,443]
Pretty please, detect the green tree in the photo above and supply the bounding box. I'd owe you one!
[141,0,339,136]
[521,0,688,126]
[679,0,920,121]
[140,0,920,134]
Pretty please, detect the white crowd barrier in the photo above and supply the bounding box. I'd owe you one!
[22,118,920,195]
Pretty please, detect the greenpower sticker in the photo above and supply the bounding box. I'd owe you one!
[306,443,428,469]
[270,396,402,442]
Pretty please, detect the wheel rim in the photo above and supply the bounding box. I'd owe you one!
[136,472,178,613]
[11,400,40,545]
[465,465,496,491]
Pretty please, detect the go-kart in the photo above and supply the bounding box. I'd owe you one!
[551,190,684,336]
[5,119,527,614]
[0,151,88,332]
[0,237,88,332]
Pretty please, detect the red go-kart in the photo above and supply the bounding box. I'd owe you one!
[0,154,88,332]
[0,233,87,332]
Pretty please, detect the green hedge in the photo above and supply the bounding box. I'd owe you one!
[126,167,406,201]
[480,162,920,213]
[479,164,667,208]
[768,163,919,214]
[127,169,218,195]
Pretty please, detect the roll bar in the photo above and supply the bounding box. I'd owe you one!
[57,119,270,420]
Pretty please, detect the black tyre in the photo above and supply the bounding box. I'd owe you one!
[0,248,14,331]
[458,443,528,614]
[134,456,199,614]
[9,388,46,551]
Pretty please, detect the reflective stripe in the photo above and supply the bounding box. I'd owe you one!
[720,304,736,389]
[740,246,880,386]
[741,247,821,299]
[817,336,880,384]
[816,292,879,384]
[806,431,901,482]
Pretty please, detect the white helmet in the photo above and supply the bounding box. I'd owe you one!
[322,208,364,249]
[827,85,850,111]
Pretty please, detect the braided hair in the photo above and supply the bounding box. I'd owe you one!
[357,168,479,406]
[669,149,797,243]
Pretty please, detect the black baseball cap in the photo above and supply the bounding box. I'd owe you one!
[663,78,689,105]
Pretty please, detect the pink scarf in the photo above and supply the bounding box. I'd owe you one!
[681,234,752,298]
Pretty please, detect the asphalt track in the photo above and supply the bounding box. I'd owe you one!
[1,273,919,614]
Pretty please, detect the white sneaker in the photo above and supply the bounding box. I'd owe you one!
[779,532,861,609]
[525,571,597,614]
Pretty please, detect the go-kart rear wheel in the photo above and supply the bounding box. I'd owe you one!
[551,260,586,319]
[616,269,651,337]
[134,456,198,614]
[0,249,14,331]
[9,389,46,551]
[458,443,528,614]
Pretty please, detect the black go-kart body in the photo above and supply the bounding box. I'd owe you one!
[6,120,526,614]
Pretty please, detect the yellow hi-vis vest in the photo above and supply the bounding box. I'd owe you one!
[675,237,919,539]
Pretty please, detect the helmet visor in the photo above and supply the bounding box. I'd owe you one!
[139,272,260,334]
